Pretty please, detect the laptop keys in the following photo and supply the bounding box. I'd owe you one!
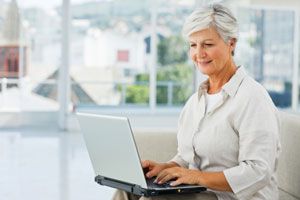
[146,178,174,188]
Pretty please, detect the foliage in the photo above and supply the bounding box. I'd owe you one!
[135,74,149,82]
[118,34,193,105]
[125,85,149,105]
[123,63,193,105]
[157,35,188,66]
[156,63,193,104]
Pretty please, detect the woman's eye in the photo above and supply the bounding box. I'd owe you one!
[190,44,196,48]
[204,43,213,47]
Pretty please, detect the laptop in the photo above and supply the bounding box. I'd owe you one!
[77,112,206,197]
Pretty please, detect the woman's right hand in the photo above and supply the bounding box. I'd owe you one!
[141,160,178,179]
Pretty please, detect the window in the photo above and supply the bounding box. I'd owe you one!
[236,7,296,108]
[70,0,196,108]
[117,50,129,62]
[1,0,298,114]
[0,0,60,111]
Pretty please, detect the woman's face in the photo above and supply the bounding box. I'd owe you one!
[189,27,235,76]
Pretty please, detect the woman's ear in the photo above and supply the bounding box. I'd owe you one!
[229,38,237,55]
[229,38,236,48]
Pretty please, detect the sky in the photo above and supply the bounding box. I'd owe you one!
[9,0,102,9]
[7,0,195,9]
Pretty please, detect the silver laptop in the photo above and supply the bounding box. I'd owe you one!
[77,112,206,197]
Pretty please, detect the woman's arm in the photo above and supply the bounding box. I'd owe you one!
[197,171,232,191]
[155,167,232,192]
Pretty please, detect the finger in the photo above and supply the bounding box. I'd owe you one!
[146,170,156,178]
[157,167,180,178]
[158,173,177,184]
[170,178,183,186]
[156,168,176,183]
[146,167,161,178]
[156,169,170,181]
[141,160,150,168]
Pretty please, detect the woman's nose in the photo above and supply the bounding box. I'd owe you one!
[196,46,206,58]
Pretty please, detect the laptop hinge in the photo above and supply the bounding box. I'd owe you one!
[95,175,158,197]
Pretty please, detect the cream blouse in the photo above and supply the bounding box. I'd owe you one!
[170,67,281,200]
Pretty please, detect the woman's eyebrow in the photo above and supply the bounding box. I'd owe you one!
[189,39,214,43]
[201,39,214,43]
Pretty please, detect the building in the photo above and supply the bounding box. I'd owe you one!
[0,0,28,78]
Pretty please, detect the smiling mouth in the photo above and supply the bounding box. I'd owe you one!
[198,60,212,65]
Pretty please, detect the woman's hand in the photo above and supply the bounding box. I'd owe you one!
[141,160,178,179]
[156,167,233,191]
[155,167,202,186]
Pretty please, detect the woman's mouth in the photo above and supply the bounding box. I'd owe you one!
[198,60,212,65]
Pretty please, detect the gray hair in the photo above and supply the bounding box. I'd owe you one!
[182,4,239,43]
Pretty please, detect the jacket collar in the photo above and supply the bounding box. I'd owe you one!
[198,66,247,100]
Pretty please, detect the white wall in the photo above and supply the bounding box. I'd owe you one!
[83,29,146,72]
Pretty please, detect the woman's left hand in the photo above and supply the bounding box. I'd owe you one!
[155,167,202,186]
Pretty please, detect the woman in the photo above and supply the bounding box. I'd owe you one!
[114,3,280,200]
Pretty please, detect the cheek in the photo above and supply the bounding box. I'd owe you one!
[210,49,226,62]
[214,46,231,59]
[189,49,196,62]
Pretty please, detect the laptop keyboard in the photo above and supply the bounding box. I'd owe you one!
[146,178,174,188]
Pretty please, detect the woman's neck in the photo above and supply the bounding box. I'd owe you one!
[208,64,237,94]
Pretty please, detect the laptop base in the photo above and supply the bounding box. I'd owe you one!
[95,175,207,197]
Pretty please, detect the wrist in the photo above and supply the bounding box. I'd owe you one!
[196,170,205,186]
[165,161,179,169]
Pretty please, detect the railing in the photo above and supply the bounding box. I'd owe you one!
[112,81,191,106]
[0,77,298,111]
[0,78,193,111]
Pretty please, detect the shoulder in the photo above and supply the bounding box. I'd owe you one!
[184,92,199,106]
[232,75,280,132]
[178,92,199,119]
[238,75,274,106]
[184,90,204,111]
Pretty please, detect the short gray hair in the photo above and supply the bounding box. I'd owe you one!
[182,4,239,43]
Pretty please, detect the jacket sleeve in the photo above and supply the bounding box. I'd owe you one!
[170,153,189,168]
[223,91,280,199]
[169,97,191,168]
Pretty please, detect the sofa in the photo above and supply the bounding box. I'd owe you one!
[133,111,300,200]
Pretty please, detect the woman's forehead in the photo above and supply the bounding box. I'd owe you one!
[188,27,220,42]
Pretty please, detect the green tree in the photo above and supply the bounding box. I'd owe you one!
[156,63,192,104]
[121,34,193,105]
[125,85,149,105]
[123,63,193,105]
[157,35,188,66]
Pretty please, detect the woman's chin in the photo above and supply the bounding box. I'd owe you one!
[197,66,213,75]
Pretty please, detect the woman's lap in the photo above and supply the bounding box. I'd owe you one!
[112,190,217,200]
[139,192,217,200]
[112,190,140,200]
